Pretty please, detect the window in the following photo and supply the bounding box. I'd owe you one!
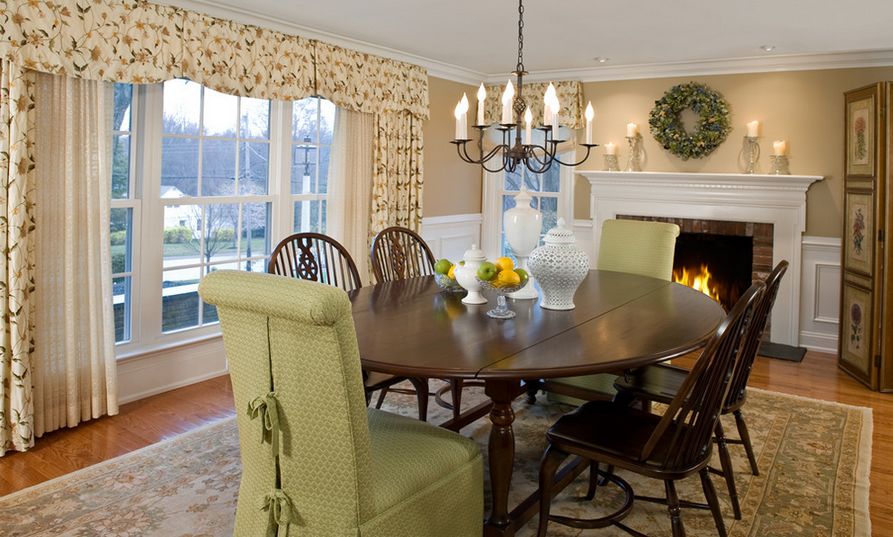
[110,80,336,355]
[481,150,575,260]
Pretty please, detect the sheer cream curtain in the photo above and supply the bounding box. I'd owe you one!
[32,72,118,437]
[327,108,374,283]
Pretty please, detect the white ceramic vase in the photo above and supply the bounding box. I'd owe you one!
[527,218,590,310]
[454,244,488,305]
[503,186,542,300]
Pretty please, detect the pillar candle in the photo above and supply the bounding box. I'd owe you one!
[524,107,533,145]
[773,139,787,155]
[746,120,760,137]
[501,80,514,125]
[476,84,486,126]
[584,102,595,145]
[626,122,638,138]
[604,142,616,155]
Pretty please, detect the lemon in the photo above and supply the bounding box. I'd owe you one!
[495,256,515,272]
[447,264,457,280]
[496,269,521,287]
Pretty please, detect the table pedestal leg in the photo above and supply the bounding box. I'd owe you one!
[485,379,519,532]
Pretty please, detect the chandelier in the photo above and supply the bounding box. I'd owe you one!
[451,0,597,174]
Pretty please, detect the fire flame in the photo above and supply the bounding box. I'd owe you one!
[673,264,721,303]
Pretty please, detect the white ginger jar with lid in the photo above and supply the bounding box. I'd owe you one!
[527,218,590,310]
[454,244,488,305]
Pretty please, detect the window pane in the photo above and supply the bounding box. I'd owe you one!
[112,134,130,199]
[201,139,236,196]
[241,202,270,258]
[202,262,240,325]
[161,137,198,197]
[163,204,200,268]
[113,276,132,343]
[202,87,238,137]
[539,196,558,231]
[291,143,317,195]
[203,203,239,263]
[239,142,269,195]
[162,266,201,332]
[524,172,540,192]
[318,145,330,195]
[163,80,200,135]
[504,168,521,191]
[292,99,318,141]
[110,207,132,274]
[113,84,132,132]
[542,165,560,192]
[294,199,325,233]
[319,99,336,145]
[240,97,270,139]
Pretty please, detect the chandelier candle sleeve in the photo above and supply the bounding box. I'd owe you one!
[627,122,639,137]
[476,84,486,126]
[524,107,533,145]
[585,102,595,145]
[550,93,561,138]
[747,120,760,137]
[544,83,556,125]
[501,81,515,124]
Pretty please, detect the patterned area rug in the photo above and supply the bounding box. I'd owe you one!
[0,384,871,537]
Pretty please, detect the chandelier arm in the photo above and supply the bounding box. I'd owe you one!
[482,158,509,174]
[524,158,552,175]
[527,144,556,166]
[552,144,597,167]
[459,140,509,165]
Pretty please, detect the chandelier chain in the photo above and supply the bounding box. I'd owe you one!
[516,0,524,73]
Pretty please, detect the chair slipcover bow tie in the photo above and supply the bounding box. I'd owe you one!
[250,392,298,536]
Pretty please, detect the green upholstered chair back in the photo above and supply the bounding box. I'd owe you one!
[597,219,681,281]
[199,270,374,536]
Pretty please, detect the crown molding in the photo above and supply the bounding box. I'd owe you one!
[156,0,486,85]
[495,49,893,84]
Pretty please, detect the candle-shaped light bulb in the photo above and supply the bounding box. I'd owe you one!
[524,107,533,145]
[746,120,760,138]
[584,101,595,145]
[476,83,486,126]
[459,93,469,139]
[501,80,515,124]
[626,122,638,138]
[454,100,463,140]
[543,82,557,125]
[548,92,561,139]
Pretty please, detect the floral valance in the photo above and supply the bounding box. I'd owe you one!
[484,80,583,129]
[0,0,428,118]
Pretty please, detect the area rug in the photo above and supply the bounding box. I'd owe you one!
[0,385,872,537]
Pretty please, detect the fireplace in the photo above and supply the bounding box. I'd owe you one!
[618,216,773,322]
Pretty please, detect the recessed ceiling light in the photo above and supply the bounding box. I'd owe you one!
[593,57,610,64]
[760,45,776,53]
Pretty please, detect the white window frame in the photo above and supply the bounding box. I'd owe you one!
[115,83,332,359]
[481,151,576,260]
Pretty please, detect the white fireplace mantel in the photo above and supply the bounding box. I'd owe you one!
[578,170,824,346]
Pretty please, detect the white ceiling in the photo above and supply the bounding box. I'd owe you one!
[169,0,893,80]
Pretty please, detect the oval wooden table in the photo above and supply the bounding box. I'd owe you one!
[349,270,725,537]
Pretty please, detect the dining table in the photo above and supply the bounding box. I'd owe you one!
[348,270,725,537]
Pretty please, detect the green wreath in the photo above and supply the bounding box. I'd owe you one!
[649,82,731,160]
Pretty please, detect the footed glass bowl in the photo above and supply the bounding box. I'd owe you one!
[434,273,466,294]
[477,278,529,319]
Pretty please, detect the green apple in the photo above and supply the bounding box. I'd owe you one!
[514,268,529,285]
[434,258,452,275]
[476,261,498,281]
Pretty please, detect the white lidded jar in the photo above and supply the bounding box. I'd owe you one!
[454,244,488,305]
[527,218,590,310]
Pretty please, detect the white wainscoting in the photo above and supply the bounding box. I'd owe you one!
[574,219,596,262]
[799,236,841,353]
[420,213,483,261]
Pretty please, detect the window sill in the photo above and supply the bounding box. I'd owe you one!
[116,331,223,363]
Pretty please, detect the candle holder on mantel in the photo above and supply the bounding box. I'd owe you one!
[770,154,790,175]
[743,136,761,174]
[624,135,642,172]
[604,154,620,171]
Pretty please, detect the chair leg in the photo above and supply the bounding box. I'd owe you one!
[374,388,388,409]
[700,468,727,537]
[734,409,759,476]
[408,378,429,422]
[537,445,568,537]
[450,379,463,421]
[526,379,541,404]
[715,421,742,520]
[664,480,686,537]
[584,461,600,501]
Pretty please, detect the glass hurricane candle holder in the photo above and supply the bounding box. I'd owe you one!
[770,154,790,175]
[604,154,620,171]
[743,136,760,174]
[625,135,642,172]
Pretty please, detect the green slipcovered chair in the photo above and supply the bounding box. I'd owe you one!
[545,219,681,404]
[199,270,483,537]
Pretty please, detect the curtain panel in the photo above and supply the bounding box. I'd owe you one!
[0,59,37,456]
[483,80,584,129]
[0,0,429,119]
[371,111,424,237]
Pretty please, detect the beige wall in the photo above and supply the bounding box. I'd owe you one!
[423,76,482,217]
[574,67,893,237]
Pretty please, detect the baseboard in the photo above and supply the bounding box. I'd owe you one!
[798,330,839,354]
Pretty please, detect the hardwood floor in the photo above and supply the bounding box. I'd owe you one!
[1,351,891,533]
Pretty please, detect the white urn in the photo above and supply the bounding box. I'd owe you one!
[454,244,488,305]
[503,186,542,300]
[527,218,590,310]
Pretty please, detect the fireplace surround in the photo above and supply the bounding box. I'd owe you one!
[580,171,823,346]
